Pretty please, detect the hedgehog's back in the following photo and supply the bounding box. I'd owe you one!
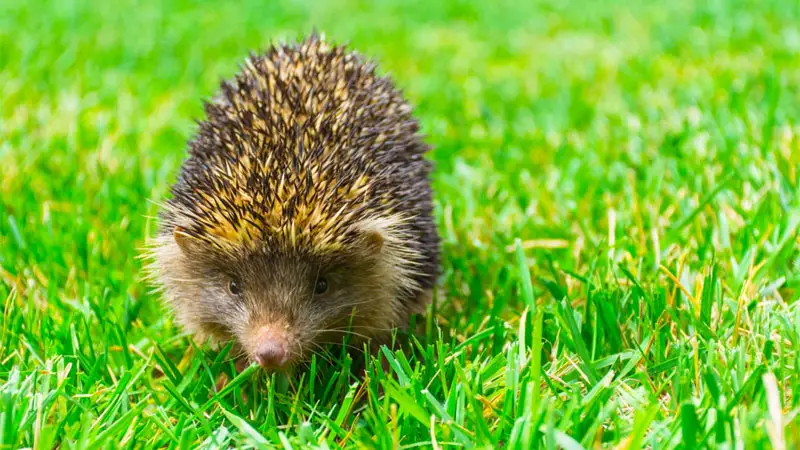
[164,35,434,269]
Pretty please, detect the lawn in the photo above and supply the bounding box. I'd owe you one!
[2,0,800,448]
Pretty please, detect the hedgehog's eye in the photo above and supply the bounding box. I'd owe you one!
[314,277,328,295]
[228,279,242,296]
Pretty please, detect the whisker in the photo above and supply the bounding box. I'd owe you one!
[307,343,338,363]
[320,323,396,334]
[313,341,363,353]
[313,328,373,340]
[330,299,375,309]
[342,324,395,332]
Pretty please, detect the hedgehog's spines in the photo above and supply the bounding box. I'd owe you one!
[160,34,438,292]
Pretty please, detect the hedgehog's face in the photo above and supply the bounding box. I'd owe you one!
[161,228,399,371]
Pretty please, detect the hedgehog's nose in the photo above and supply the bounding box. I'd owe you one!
[252,326,290,369]
[254,339,288,369]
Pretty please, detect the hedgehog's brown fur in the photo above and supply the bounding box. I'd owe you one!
[149,33,439,368]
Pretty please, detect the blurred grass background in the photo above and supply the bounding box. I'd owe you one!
[1,0,800,448]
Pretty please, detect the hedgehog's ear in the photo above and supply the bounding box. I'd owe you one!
[361,230,384,256]
[174,226,204,255]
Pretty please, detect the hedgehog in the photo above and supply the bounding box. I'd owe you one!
[148,34,439,371]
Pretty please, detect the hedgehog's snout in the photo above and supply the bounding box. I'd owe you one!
[246,323,295,370]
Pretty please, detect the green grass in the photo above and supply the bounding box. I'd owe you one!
[2,0,800,448]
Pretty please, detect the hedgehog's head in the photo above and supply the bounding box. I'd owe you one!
[151,215,418,371]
